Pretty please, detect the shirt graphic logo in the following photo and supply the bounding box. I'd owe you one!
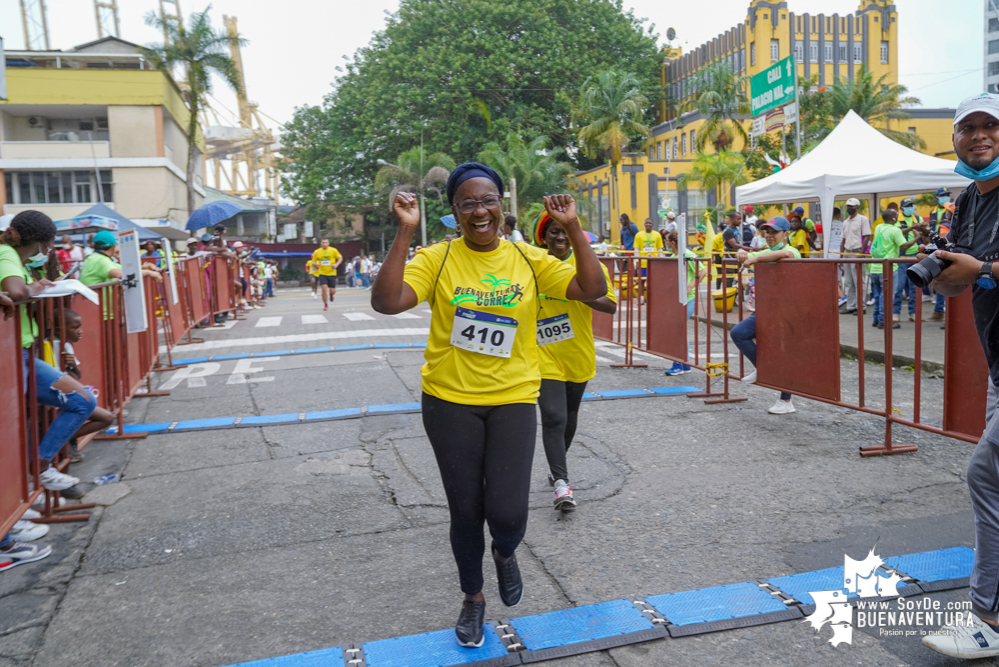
[451,274,524,308]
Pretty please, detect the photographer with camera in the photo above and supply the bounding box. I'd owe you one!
[920,94,999,659]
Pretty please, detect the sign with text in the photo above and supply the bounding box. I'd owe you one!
[750,55,796,117]
[118,230,148,334]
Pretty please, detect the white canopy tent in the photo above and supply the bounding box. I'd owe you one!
[735,110,969,255]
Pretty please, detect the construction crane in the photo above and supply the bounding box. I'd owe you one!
[158,0,183,44]
[199,15,281,200]
[94,0,121,39]
[19,0,50,50]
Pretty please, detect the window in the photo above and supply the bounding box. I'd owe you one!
[853,44,862,61]
[809,43,818,62]
[839,44,847,61]
[689,129,696,152]
[673,138,678,159]
[4,172,11,205]
[599,185,610,234]
[681,134,687,155]
[880,41,888,64]
[990,17,999,32]
[657,143,662,160]
[794,43,803,62]
[770,39,779,62]
[6,170,111,205]
[824,44,832,62]
[908,127,917,134]
[989,61,999,76]
[685,188,709,227]
[750,42,755,66]
[990,39,999,55]
[74,171,91,203]
[648,145,654,160]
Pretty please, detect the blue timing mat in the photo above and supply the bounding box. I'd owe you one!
[884,547,975,584]
[646,581,790,626]
[361,626,511,666]
[766,567,851,606]
[510,598,655,652]
[227,646,343,667]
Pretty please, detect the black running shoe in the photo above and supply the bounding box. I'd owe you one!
[493,546,524,607]
[455,600,486,648]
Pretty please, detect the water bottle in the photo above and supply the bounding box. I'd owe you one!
[94,474,120,486]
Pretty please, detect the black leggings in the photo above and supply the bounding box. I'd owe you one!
[538,379,588,483]
[421,392,537,595]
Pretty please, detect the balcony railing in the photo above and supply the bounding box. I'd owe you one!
[0,141,111,160]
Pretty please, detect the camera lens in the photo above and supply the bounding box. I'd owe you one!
[907,254,946,289]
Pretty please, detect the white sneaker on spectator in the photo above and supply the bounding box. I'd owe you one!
[0,542,51,571]
[39,467,79,491]
[32,496,67,508]
[22,508,41,520]
[923,613,999,658]
[768,399,796,415]
[741,370,758,384]
[11,520,49,542]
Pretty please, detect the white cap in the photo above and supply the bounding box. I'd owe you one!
[954,93,999,125]
[666,211,677,219]
[845,198,860,206]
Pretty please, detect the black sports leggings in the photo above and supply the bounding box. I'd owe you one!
[422,392,537,595]
[538,379,588,483]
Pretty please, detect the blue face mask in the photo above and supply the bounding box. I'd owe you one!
[937,196,951,205]
[768,240,785,250]
[902,207,915,216]
[26,244,48,268]
[955,157,999,181]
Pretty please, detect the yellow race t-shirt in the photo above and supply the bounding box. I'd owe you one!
[404,239,577,405]
[789,228,810,257]
[633,230,664,269]
[306,260,320,276]
[538,253,616,383]
[312,247,342,276]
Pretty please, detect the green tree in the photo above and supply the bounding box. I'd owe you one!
[141,6,244,217]
[478,133,574,217]
[279,0,661,214]
[374,146,455,246]
[823,65,922,148]
[679,150,749,223]
[685,62,751,152]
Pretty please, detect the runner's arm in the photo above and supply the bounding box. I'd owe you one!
[544,195,606,301]
[371,192,420,314]
[583,296,617,314]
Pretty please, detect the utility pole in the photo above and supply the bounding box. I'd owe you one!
[418,130,427,247]
[510,177,518,221]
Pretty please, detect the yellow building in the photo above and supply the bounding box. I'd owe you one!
[0,37,203,237]
[574,0,958,244]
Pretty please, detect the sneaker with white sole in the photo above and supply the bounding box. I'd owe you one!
[11,520,49,542]
[768,399,796,414]
[0,542,52,571]
[922,613,999,659]
[554,480,577,510]
[21,508,41,521]
[665,362,692,376]
[38,467,79,491]
[741,370,758,384]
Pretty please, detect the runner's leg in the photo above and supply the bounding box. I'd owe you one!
[538,379,569,482]
[563,380,588,454]
[483,402,536,559]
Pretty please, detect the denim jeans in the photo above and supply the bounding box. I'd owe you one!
[729,313,792,401]
[0,533,11,548]
[683,299,695,367]
[871,274,884,325]
[893,266,916,316]
[361,273,370,288]
[935,291,946,315]
[265,278,274,297]
[23,350,97,462]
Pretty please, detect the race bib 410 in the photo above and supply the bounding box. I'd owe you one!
[450,307,517,358]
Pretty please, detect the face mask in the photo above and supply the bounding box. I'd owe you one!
[955,157,999,181]
[902,207,915,216]
[937,196,950,205]
[26,244,48,268]
[846,208,858,217]
[767,240,785,250]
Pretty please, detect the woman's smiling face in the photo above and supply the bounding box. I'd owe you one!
[452,177,502,250]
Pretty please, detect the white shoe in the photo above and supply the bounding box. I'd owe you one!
[21,508,41,520]
[39,467,79,491]
[11,520,49,542]
[922,613,999,659]
[32,495,66,508]
[741,370,757,384]
[554,480,577,510]
[768,399,796,415]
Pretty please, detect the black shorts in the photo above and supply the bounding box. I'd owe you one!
[317,274,338,288]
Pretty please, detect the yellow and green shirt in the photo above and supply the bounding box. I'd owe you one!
[0,245,38,348]
[311,247,342,276]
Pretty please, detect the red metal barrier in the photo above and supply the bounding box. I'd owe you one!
[184,257,208,325]
[592,257,616,342]
[645,257,688,361]
[0,310,33,539]
[212,256,233,317]
[944,291,989,439]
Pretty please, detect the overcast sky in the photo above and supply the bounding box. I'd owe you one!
[0,0,984,132]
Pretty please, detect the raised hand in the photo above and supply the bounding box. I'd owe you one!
[393,192,421,229]
[543,194,579,229]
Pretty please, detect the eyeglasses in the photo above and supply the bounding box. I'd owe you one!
[456,195,502,215]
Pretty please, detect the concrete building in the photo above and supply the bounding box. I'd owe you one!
[987,0,999,93]
[0,37,202,238]
[574,0,956,244]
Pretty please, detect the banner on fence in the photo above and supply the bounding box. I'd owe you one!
[118,230,148,334]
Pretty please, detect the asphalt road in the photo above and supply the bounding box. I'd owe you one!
[0,286,986,667]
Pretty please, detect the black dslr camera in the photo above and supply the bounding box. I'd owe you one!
[906,234,957,289]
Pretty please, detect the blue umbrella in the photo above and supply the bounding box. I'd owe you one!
[186,201,242,231]
[440,214,456,229]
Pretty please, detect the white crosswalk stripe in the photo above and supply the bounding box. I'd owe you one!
[391,312,422,319]
[343,312,375,321]
[255,317,283,328]
[301,314,328,324]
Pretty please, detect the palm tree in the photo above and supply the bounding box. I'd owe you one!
[141,6,245,218]
[574,70,650,235]
[824,65,923,148]
[679,150,749,224]
[478,133,573,217]
[374,146,455,246]
[684,62,751,152]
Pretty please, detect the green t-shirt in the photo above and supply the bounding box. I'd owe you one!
[804,218,815,233]
[80,251,119,286]
[0,244,38,348]
[869,223,906,274]
[683,248,698,302]
[748,244,802,260]
[898,214,922,256]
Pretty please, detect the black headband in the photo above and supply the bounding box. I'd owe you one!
[446,162,504,204]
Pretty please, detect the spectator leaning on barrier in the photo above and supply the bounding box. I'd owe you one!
[840,199,871,315]
[0,211,101,571]
[730,216,800,415]
[920,92,999,660]
[870,208,918,330]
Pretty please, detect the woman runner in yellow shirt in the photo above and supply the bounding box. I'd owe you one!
[532,210,616,510]
[371,162,607,649]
